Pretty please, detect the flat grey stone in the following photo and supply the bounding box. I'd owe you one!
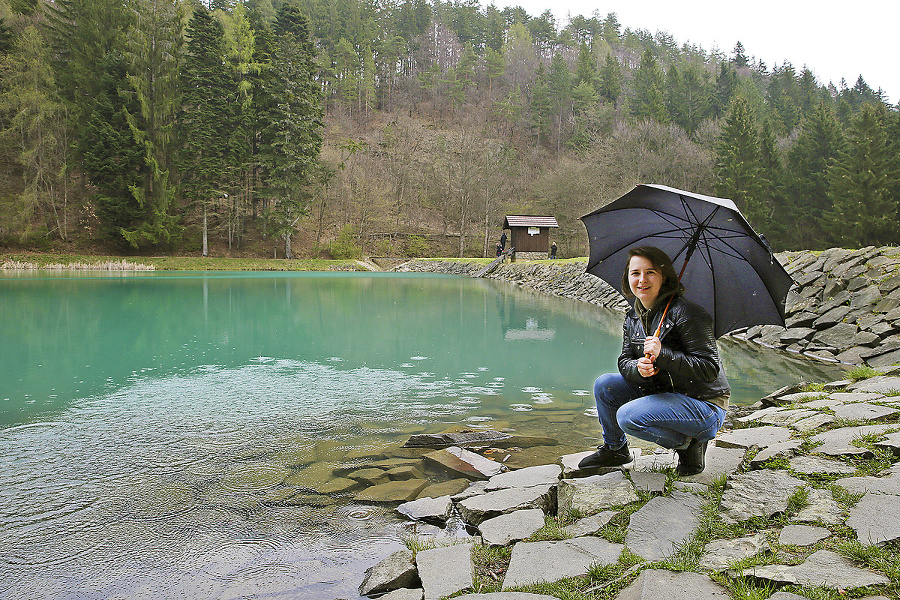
[779,391,831,404]
[359,549,419,597]
[452,480,490,501]
[800,397,843,409]
[768,593,809,600]
[740,549,889,588]
[397,495,453,523]
[750,440,802,468]
[836,464,900,496]
[720,470,805,524]
[789,455,856,476]
[812,322,859,350]
[698,532,768,572]
[673,481,708,492]
[478,508,545,546]
[564,510,618,537]
[404,431,512,448]
[424,446,505,480]
[416,543,473,600]
[357,479,430,503]
[458,484,554,526]
[485,464,561,491]
[629,471,667,493]
[734,406,787,425]
[780,327,816,344]
[557,471,639,518]
[847,376,900,394]
[793,487,844,525]
[875,431,900,453]
[830,392,885,403]
[625,491,704,561]
[866,347,900,368]
[778,524,830,546]
[716,426,792,450]
[832,402,898,421]
[502,537,623,590]
[809,424,894,456]
[614,569,731,600]
[790,412,836,432]
[378,589,424,600]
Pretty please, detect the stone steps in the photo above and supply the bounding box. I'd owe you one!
[359,371,900,599]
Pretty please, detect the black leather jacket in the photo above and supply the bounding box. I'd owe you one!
[618,295,730,405]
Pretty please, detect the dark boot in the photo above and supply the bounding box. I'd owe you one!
[675,438,708,476]
[578,443,632,469]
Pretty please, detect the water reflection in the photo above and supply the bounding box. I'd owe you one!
[0,271,847,599]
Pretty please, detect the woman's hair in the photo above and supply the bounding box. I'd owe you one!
[621,246,685,299]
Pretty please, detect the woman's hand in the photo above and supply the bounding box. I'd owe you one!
[643,336,662,361]
[637,356,659,378]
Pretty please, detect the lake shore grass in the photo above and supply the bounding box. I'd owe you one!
[1,253,376,272]
[0,253,588,272]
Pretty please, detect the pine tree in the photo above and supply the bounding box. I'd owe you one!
[179,4,239,256]
[827,104,899,246]
[631,48,666,122]
[121,0,185,248]
[0,25,71,240]
[573,42,595,90]
[258,3,324,258]
[756,120,787,247]
[598,53,621,105]
[714,96,765,227]
[785,102,844,249]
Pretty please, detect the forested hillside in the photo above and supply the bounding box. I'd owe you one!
[0,0,897,259]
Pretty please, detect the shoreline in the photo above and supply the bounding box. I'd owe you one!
[396,246,900,368]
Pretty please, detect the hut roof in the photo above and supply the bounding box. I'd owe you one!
[503,215,559,229]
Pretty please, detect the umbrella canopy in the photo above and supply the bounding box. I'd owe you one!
[581,184,793,338]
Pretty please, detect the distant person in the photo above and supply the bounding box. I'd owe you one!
[499,231,507,251]
[578,246,730,476]
[496,242,503,257]
[550,241,557,259]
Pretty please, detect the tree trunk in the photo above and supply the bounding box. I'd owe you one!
[202,205,208,256]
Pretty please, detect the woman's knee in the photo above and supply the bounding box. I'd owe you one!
[593,372,624,402]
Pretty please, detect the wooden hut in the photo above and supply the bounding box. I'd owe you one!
[502,215,559,260]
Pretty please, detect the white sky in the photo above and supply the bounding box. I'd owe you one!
[492,0,899,104]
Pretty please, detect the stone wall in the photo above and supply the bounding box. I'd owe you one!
[396,246,900,367]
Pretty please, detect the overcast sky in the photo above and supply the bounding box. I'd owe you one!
[491,0,898,104]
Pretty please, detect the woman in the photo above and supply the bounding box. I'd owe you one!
[578,246,730,476]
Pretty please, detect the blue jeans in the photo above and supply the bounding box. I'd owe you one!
[593,372,726,450]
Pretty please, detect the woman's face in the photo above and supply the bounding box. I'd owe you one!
[628,254,665,309]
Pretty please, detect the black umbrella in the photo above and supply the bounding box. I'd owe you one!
[580,183,793,338]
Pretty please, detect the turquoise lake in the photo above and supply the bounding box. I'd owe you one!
[0,271,846,599]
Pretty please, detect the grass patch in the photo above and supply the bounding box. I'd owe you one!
[846,365,879,382]
[469,544,512,593]
[525,515,572,542]
[0,253,374,272]
[801,382,827,393]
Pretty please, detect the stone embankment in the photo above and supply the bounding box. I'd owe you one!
[359,372,900,600]
[396,246,900,367]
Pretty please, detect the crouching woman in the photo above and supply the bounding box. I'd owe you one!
[579,246,730,476]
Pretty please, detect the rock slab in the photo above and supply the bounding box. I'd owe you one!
[615,569,731,600]
[625,491,703,561]
[502,537,623,590]
[416,543,473,600]
[741,549,889,589]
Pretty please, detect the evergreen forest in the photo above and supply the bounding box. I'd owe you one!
[0,0,897,259]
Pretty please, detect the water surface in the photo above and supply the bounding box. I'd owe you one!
[0,271,845,599]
